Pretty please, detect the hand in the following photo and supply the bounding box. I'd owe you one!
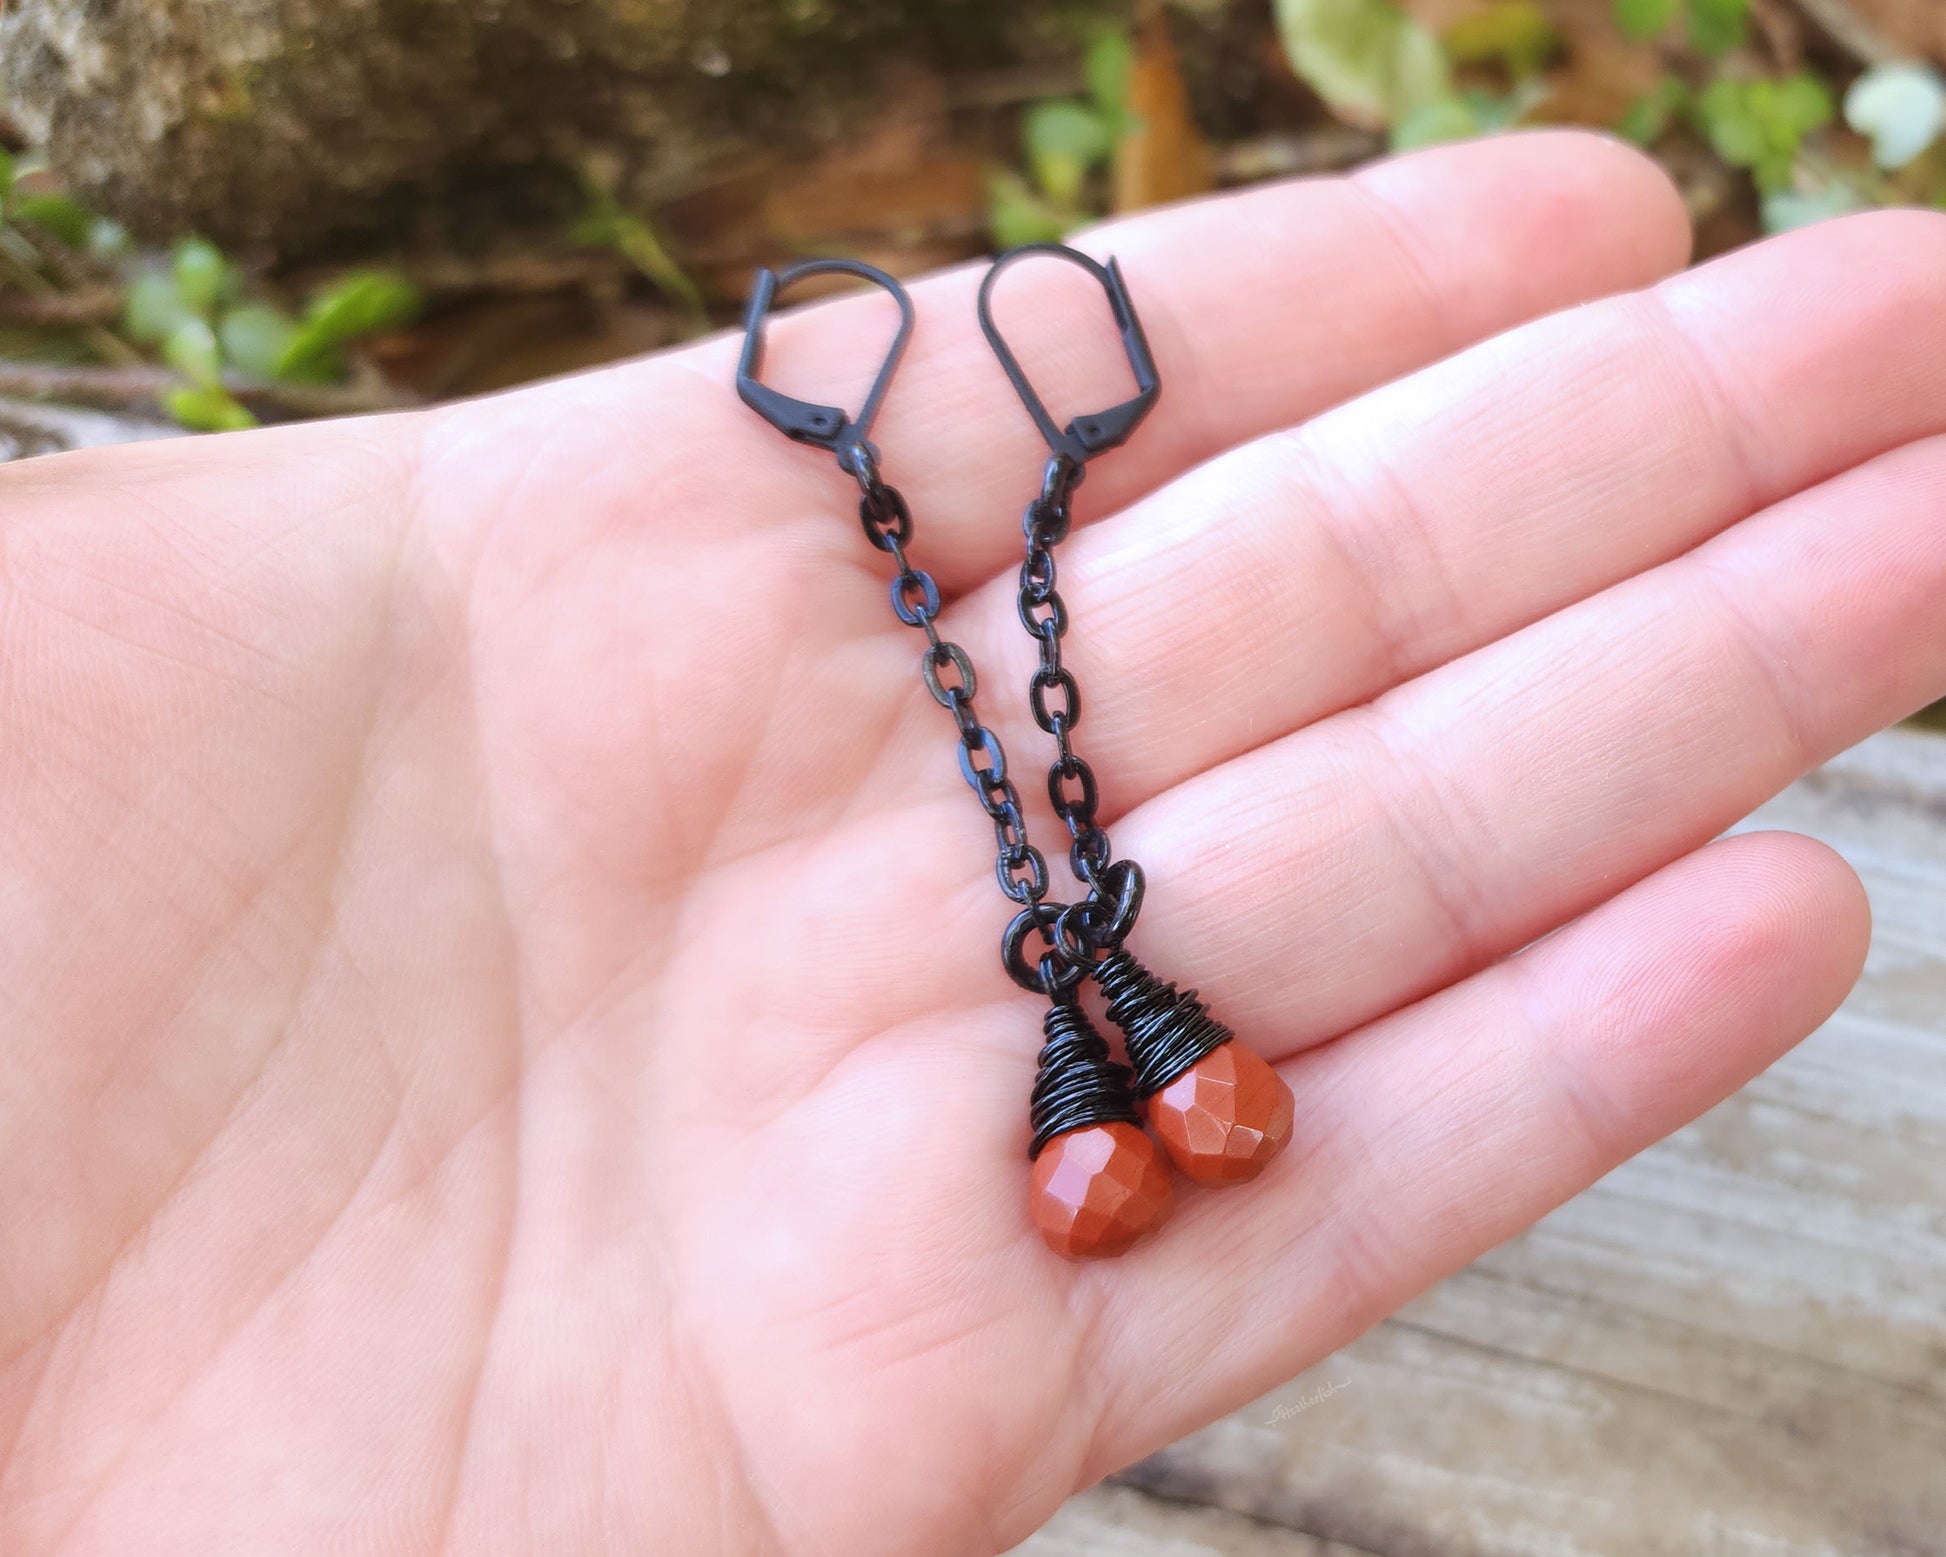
[2,131,1940,1555]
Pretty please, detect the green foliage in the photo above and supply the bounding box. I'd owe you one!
[1082,27,1135,131]
[165,384,257,433]
[11,190,123,254]
[1614,0,1748,57]
[1025,99,1115,208]
[1684,0,1749,58]
[571,169,705,321]
[1393,80,1547,150]
[1618,77,1692,144]
[274,269,421,382]
[121,234,420,428]
[1615,0,1679,42]
[1274,0,1543,154]
[1444,2,1562,80]
[987,170,1072,248]
[162,317,223,387]
[1692,72,1834,194]
[218,302,301,380]
[1274,0,1451,130]
[171,238,236,317]
[1844,62,1946,170]
[987,27,1138,244]
[123,270,194,347]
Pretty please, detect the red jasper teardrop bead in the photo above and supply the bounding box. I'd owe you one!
[1030,1121,1173,1259]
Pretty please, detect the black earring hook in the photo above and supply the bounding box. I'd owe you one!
[738,258,914,470]
[976,243,1161,468]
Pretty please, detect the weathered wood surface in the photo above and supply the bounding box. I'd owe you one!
[1012,726,1946,1557]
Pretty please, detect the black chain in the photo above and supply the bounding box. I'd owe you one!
[1018,452,1112,884]
[847,444,1084,996]
[737,251,1157,1004]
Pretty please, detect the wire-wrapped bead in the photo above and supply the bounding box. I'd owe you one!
[1093,946,1230,1097]
[1026,998,1170,1260]
[1094,946,1293,1186]
[1028,999,1140,1158]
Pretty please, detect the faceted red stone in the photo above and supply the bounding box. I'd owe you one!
[1029,1121,1173,1260]
[1145,1040,1293,1186]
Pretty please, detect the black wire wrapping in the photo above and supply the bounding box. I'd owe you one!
[1027,999,1142,1159]
[1094,947,1232,1099]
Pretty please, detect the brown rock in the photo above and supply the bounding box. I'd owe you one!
[0,0,1119,258]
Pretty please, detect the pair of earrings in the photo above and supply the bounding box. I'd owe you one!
[738,246,1292,1260]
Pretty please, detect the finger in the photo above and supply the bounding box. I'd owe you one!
[1111,429,1946,1057]
[1083,831,1868,1473]
[943,208,1946,818]
[662,131,1688,587]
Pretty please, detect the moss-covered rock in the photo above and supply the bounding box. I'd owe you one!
[1,0,1106,256]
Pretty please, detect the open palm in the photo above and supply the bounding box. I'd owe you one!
[4,132,1945,1555]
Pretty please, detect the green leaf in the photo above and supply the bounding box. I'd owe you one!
[275,269,422,382]
[1084,28,1136,123]
[1694,73,1833,193]
[1391,81,1544,151]
[163,318,223,388]
[1686,0,1750,58]
[1274,0,1452,130]
[1444,2,1561,79]
[1023,99,1113,207]
[12,192,98,249]
[1390,96,1482,150]
[218,301,300,379]
[124,270,195,347]
[987,168,1073,248]
[1613,0,1679,43]
[607,215,706,318]
[0,149,14,215]
[164,384,257,432]
[569,168,704,321]
[1618,78,1690,144]
[172,237,234,317]
[1845,62,1946,169]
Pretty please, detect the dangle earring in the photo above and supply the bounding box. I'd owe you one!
[738,260,1171,1260]
[977,244,1294,1187]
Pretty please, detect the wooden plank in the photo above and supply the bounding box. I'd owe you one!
[1015,727,1946,1557]
[1013,1484,1375,1556]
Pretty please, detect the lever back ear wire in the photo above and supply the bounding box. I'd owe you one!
[977,242,1296,1190]
[976,243,1160,466]
[738,258,913,474]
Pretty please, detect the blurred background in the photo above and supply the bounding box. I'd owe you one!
[0,0,1939,444]
[4,5,1946,1552]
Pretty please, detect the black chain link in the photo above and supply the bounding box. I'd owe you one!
[1017,453,1119,898]
[843,447,1086,994]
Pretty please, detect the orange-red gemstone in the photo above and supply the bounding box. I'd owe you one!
[1146,1040,1293,1186]
[1029,1121,1172,1260]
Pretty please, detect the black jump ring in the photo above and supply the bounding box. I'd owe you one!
[1002,902,1088,994]
[1088,857,1145,945]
